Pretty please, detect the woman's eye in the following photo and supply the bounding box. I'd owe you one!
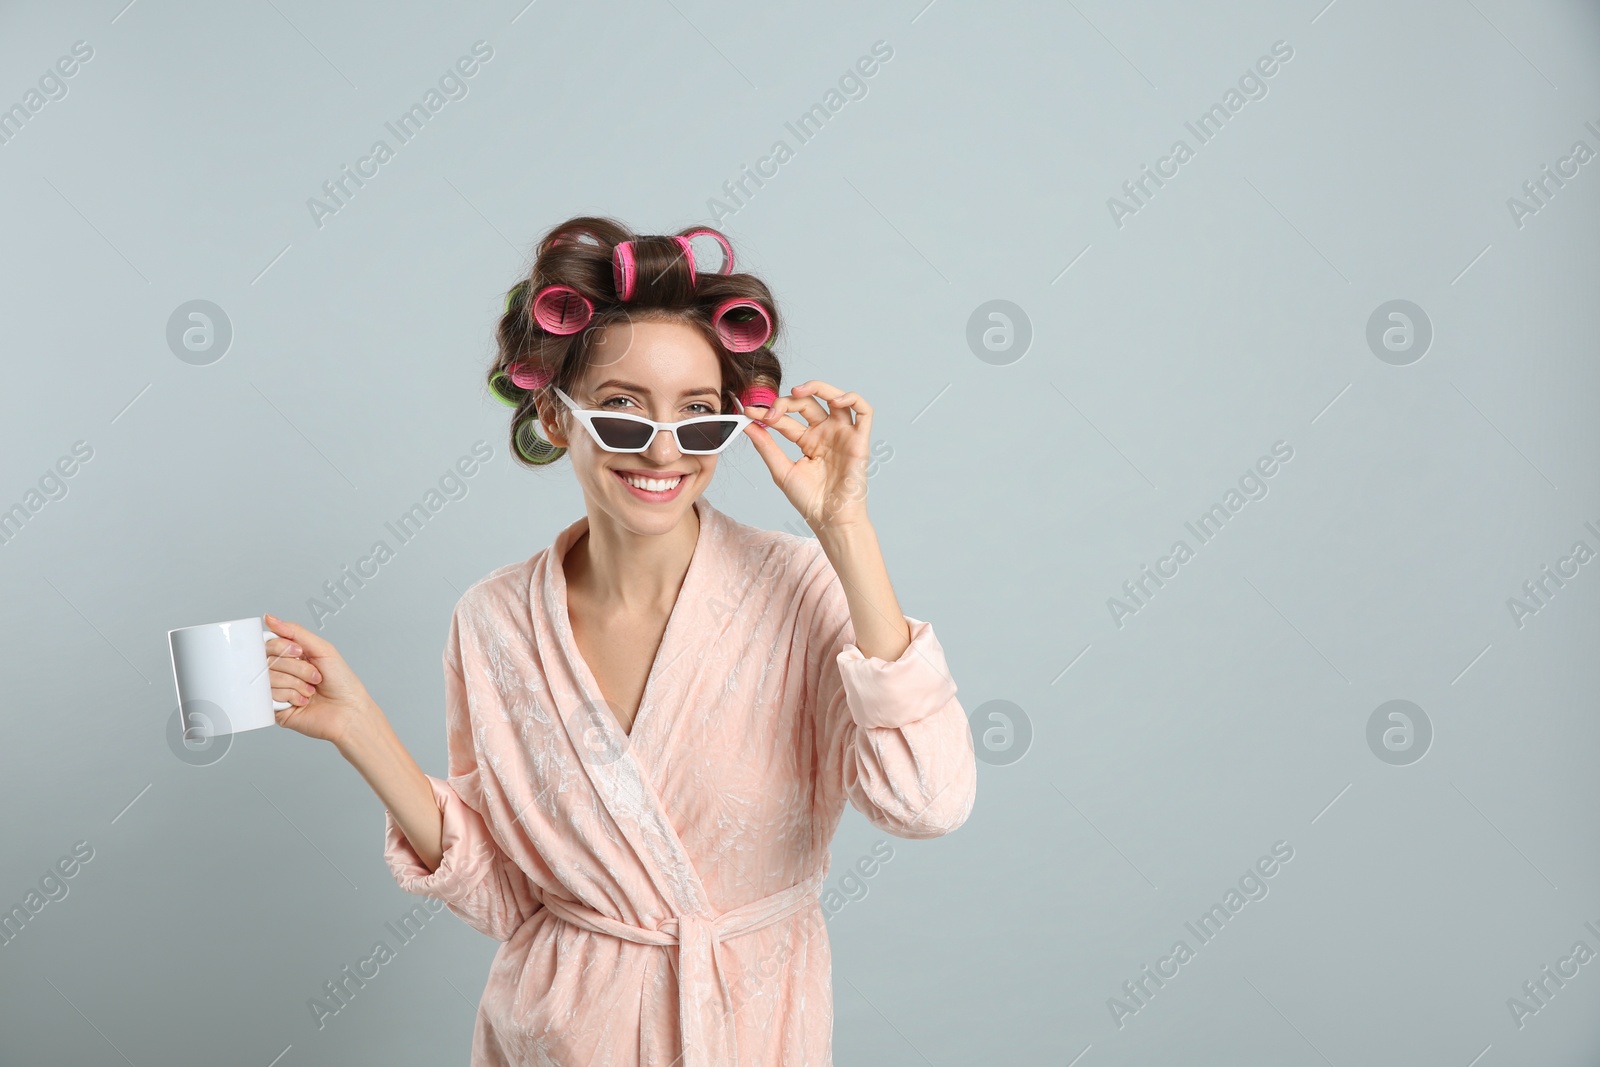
[599,397,718,416]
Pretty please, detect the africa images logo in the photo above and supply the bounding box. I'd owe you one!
[1107,841,1295,1030]
[1106,40,1295,229]
[305,41,494,229]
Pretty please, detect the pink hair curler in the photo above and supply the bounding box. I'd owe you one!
[531,285,593,335]
[616,236,707,300]
[740,385,777,409]
[680,229,735,275]
[712,298,772,352]
[509,362,552,389]
[671,235,697,286]
[612,241,637,301]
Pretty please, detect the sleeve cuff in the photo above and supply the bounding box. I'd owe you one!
[836,615,960,730]
[383,774,495,901]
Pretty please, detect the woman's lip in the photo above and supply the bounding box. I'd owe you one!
[612,469,689,501]
[612,469,690,477]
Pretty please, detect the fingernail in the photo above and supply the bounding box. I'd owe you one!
[289,644,303,655]
[312,671,322,683]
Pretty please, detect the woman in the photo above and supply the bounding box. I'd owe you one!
[262,217,977,1066]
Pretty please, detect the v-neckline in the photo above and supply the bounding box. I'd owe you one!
[549,496,712,742]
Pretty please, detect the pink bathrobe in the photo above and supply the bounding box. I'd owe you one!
[383,495,977,1066]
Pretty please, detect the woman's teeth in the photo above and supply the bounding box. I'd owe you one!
[621,473,683,492]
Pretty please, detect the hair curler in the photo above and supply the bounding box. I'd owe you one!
[711,298,773,352]
[489,370,521,407]
[514,414,563,464]
[504,281,528,315]
[739,385,778,409]
[531,285,593,334]
[680,229,735,275]
[671,235,697,286]
[612,241,638,301]
[490,363,551,406]
[616,235,710,300]
[509,362,552,389]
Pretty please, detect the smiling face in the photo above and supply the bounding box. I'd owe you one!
[539,317,728,537]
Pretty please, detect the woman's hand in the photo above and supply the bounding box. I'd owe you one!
[262,613,377,747]
[742,380,873,534]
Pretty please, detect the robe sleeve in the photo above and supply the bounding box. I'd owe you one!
[382,610,543,943]
[802,547,978,839]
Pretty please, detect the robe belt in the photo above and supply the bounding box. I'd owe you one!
[536,866,828,1067]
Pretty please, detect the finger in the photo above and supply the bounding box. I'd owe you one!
[761,392,825,425]
[827,392,870,430]
[269,665,316,694]
[264,614,338,660]
[776,384,829,425]
[265,636,304,659]
[270,656,322,685]
[757,394,797,425]
[271,673,314,703]
[742,421,799,482]
[790,380,849,403]
[791,381,866,426]
[817,393,856,425]
[827,392,871,417]
[750,406,808,447]
[764,383,832,425]
[790,394,830,426]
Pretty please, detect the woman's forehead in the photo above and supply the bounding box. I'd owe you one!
[583,319,721,389]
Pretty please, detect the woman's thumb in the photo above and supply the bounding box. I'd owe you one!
[743,422,790,472]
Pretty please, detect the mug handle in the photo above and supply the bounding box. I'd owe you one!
[263,629,295,712]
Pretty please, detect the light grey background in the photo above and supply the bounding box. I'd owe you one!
[2,0,1598,1064]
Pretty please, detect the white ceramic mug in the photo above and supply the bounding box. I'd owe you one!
[168,616,293,738]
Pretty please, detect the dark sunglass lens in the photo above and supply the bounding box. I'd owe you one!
[675,419,739,453]
[591,416,653,450]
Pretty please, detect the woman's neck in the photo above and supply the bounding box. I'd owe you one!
[565,502,700,614]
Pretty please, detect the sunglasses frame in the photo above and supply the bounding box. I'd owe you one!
[552,385,754,455]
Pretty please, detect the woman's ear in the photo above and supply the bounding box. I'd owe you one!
[538,400,569,448]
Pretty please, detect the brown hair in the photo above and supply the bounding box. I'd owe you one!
[490,216,783,468]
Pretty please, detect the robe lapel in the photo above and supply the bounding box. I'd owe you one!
[536,497,723,920]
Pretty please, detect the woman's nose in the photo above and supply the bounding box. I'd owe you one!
[645,426,683,461]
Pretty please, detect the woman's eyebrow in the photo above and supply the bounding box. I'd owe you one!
[593,379,720,398]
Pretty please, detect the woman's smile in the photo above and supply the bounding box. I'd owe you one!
[612,467,690,501]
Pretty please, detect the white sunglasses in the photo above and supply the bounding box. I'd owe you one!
[552,386,754,455]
